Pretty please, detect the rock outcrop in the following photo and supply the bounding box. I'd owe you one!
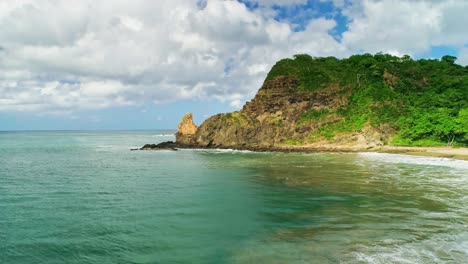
[186,76,387,150]
[175,113,198,145]
[144,53,468,151]
[140,141,180,151]
[168,74,394,151]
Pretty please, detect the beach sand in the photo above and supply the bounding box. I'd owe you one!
[380,146,468,161]
[271,144,468,161]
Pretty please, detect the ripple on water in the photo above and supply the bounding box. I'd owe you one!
[1,132,468,264]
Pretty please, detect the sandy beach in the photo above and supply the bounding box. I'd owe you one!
[379,146,468,161]
[268,144,468,161]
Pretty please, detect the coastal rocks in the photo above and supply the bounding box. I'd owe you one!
[175,113,198,145]
[140,141,180,150]
[139,113,199,151]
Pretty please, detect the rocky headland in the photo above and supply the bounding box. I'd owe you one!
[141,54,467,159]
[191,76,388,151]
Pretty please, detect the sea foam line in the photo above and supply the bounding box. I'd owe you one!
[357,152,468,170]
[182,148,255,154]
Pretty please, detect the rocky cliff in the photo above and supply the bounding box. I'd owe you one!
[174,54,468,149]
[189,76,387,150]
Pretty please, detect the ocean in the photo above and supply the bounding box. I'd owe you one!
[1,131,467,263]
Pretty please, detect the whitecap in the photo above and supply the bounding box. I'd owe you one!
[152,134,175,137]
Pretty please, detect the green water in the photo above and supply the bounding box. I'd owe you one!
[1,131,467,263]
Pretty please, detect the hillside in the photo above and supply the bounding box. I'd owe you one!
[180,53,468,150]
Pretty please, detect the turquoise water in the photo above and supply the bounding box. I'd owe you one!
[1,131,467,264]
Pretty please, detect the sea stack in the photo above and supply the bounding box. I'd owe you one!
[175,113,198,145]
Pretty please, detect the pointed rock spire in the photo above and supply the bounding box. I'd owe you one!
[176,113,197,145]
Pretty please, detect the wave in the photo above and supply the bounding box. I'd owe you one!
[152,134,175,137]
[351,231,468,264]
[184,148,255,154]
[357,152,468,170]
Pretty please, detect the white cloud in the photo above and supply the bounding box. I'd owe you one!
[243,0,308,7]
[342,0,441,54]
[0,0,346,114]
[120,16,144,32]
[458,48,468,66]
[230,99,243,108]
[0,0,467,116]
[341,0,468,55]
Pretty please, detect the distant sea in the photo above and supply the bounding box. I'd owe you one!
[1,131,467,263]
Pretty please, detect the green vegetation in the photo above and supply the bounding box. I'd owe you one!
[297,108,330,125]
[267,53,468,146]
[221,112,251,127]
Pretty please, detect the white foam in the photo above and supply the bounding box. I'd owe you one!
[351,231,468,264]
[357,152,468,170]
[185,148,255,154]
[152,134,175,137]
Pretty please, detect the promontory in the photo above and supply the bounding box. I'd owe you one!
[147,53,468,157]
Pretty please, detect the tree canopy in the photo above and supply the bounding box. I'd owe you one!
[265,53,468,146]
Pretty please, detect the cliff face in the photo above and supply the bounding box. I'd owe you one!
[191,76,386,149]
[177,54,468,149]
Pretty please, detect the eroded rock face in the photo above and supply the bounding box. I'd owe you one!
[177,76,391,149]
[175,113,198,145]
[178,113,197,134]
[191,76,355,148]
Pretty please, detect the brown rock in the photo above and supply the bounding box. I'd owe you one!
[176,75,392,150]
[191,76,355,149]
[176,113,198,145]
[178,113,197,135]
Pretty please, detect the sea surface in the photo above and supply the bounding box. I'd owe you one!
[1,131,467,264]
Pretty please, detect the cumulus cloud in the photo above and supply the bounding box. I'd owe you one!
[0,0,346,114]
[342,1,441,54]
[458,47,468,66]
[0,0,467,115]
[341,0,468,55]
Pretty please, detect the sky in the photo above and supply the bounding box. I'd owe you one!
[1,0,467,130]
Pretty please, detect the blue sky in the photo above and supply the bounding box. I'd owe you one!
[0,0,467,130]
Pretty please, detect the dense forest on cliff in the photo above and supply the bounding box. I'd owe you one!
[265,53,468,146]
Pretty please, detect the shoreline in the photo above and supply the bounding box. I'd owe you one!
[266,145,468,161]
[377,146,468,161]
[248,145,468,160]
[141,141,468,161]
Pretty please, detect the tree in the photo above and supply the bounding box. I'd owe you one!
[401,55,412,62]
[441,55,457,65]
